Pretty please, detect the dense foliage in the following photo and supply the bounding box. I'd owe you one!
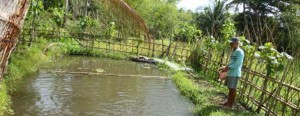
[231,0,300,54]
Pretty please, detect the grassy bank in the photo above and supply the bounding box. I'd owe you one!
[67,46,128,60]
[172,72,260,116]
[0,43,64,115]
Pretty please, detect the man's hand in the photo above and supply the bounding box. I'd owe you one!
[222,66,229,72]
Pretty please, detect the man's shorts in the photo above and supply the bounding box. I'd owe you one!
[225,76,240,89]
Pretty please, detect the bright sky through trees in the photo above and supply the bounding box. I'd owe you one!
[177,0,211,11]
[177,0,242,13]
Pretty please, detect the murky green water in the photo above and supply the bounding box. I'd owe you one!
[11,56,194,116]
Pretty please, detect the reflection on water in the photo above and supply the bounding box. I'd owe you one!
[12,56,194,116]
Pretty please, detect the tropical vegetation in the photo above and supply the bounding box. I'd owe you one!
[0,0,299,115]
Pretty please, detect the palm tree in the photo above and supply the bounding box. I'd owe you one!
[196,0,230,38]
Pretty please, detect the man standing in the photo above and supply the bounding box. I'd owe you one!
[221,37,245,109]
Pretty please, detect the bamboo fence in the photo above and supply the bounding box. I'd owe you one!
[20,29,300,116]
[20,29,191,59]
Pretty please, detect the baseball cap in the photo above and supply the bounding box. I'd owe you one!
[229,37,239,43]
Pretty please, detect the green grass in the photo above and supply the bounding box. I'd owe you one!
[172,72,260,116]
[64,38,190,60]
[67,46,129,60]
[0,80,13,116]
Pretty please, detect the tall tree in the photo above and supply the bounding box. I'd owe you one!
[231,0,300,53]
[0,0,31,79]
[125,0,183,39]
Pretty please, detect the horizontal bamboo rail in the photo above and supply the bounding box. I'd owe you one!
[205,56,300,93]
[51,71,169,79]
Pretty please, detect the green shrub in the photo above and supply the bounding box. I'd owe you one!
[0,81,13,116]
[172,72,203,104]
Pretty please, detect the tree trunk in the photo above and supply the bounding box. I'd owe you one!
[62,0,69,28]
[84,0,88,16]
[0,0,30,80]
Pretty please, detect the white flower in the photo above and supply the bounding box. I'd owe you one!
[258,46,266,50]
[281,52,294,60]
[254,52,260,58]
[271,48,278,52]
[268,56,276,60]
[245,39,250,44]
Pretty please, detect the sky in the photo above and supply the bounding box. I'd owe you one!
[176,0,242,13]
[177,0,211,11]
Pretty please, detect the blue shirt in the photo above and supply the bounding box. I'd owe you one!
[228,47,244,77]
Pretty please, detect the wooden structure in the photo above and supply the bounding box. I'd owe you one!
[20,29,190,59]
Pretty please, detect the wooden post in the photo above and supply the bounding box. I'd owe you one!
[256,62,272,113]
[147,37,151,56]
[268,61,292,115]
[131,40,134,54]
[28,0,36,47]
[161,39,164,57]
[152,39,155,57]
[180,43,186,59]
[136,40,141,56]
[239,55,254,99]
[62,0,69,27]
[171,40,178,59]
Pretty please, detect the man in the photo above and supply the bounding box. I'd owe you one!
[221,37,245,109]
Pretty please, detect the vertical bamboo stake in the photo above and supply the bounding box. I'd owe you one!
[161,39,164,58]
[246,59,259,105]
[136,40,141,56]
[180,43,186,59]
[268,61,291,115]
[131,40,134,54]
[62,0,69,27]
[147,36,151,56]
[240,54,254,99]
[171,40,178,59]
[256,61,273,113]
[152,39,155,57]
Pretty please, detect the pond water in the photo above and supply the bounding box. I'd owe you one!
[11,56,194,116]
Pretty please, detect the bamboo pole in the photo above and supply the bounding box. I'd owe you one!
[171,40,178,59]
[268,61,292,115]
[152,39,155,57]
[51,71,169,79]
